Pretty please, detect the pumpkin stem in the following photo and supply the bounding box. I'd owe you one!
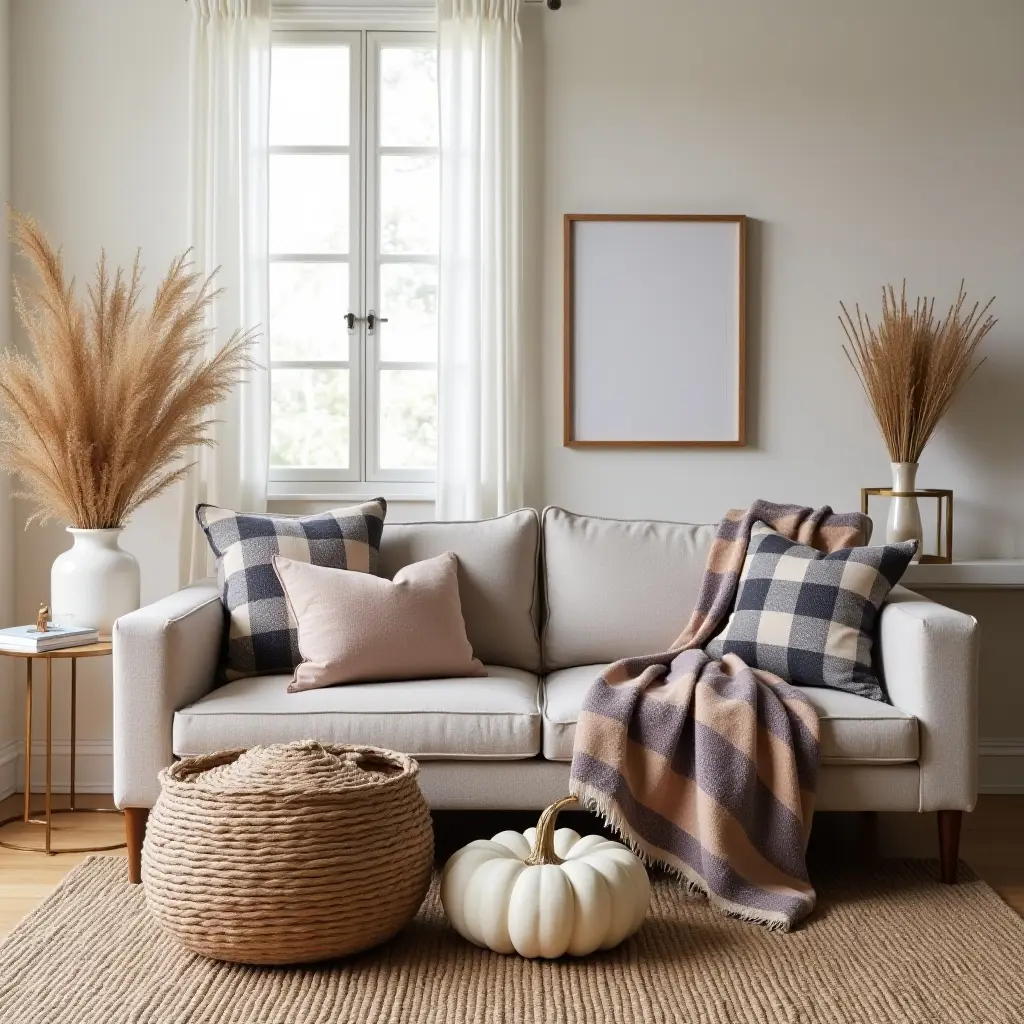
[525,795,577,866]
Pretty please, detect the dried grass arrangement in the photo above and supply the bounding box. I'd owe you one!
[840,283,996,464]
[0,211,257,529]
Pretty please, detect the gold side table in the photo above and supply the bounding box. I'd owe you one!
[861,487,954,564]
[0,642,125,855]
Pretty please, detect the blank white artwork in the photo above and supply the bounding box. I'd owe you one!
[570,219,743,444]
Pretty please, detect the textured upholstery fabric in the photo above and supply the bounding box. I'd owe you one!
[196,500,386,678]
[113,521,977,819]
[113,583,224,809]
[417,759,573,809]
[412,760,922,812]
[814,764,922,813]
[541,507,716,670]
[378,510,540,672]
[173,668,541,761]
[542,664,919,765]
[704,523,916,700]
[879,586,980,811]
[276,552,485,691]
[795,687,918,763]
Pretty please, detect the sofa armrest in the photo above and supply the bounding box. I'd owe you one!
[112,582,223,809]
[878,585,980,812]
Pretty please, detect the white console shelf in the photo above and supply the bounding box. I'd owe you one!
[902,560,1024,589]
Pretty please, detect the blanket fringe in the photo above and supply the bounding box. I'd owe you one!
[570,780,802,933]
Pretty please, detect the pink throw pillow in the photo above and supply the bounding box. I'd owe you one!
[273,551,487,692]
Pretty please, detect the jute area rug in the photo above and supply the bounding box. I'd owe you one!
[1,858,1023,1024]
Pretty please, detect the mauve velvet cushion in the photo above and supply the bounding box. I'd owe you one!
[274,551,487,692]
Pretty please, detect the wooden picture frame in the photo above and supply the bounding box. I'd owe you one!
[563,214,747,448]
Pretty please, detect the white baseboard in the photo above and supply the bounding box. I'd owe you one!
[0,740,114,797]
[21,740,114,795]
[0,740,19,802]
[1,739,1022,799]
[978,739,1024,795]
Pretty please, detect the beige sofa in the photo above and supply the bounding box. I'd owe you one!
[113,507,979,884]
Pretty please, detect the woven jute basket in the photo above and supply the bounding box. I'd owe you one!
[142,742,434,965]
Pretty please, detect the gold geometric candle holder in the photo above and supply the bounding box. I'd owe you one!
[861,488,953,564]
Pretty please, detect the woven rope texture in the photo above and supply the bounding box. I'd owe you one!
[5,859,1024,1023]
[142,742,434,965]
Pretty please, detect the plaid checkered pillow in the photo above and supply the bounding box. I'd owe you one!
[704,522,916,700]
[196,499,387,678]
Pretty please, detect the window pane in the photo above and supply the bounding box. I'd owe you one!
[271,368,350,468]
[379,369,437,469]
[380,47,438,147]
[270,155,349,254]
[270,46,350,146]
[270,264,350,361]
[380,155,438,255]
[379,264,437,362]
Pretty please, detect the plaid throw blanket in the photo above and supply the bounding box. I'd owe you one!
[569,501,871,931]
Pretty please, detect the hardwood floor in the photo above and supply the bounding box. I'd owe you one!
[0,793,125,941]
[950,795,1024,913]
[1,793,1022,942]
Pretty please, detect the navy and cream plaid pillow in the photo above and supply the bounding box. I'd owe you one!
[704,522,916,701]
[196,499,387,679]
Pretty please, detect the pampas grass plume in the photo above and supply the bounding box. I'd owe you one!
[0,210,258,528]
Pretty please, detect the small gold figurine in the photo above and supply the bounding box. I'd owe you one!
[36,604,50,633]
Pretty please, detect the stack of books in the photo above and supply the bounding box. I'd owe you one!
[0,624,100,653]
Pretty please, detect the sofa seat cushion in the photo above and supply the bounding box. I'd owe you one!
[173,667,541,761]
[542,665,919,765]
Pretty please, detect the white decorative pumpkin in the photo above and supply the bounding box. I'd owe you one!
[440,796,651,958]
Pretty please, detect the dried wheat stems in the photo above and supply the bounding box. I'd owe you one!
[840,282,995,464]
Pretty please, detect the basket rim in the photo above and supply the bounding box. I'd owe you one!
[158,742,421,798]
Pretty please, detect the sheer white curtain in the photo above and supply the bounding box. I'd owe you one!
[436,0,524,520]
[180,0,272,584]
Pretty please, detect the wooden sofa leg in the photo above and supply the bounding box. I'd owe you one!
[125,808,149,885]
[938,810,962,884]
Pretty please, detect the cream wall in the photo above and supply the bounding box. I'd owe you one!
[911,587,1024,792]
[0,0,16,795]
[531,0,1024,792]
[1,0,1022,797]
[7,0,191,790]
[536,0,1024,558]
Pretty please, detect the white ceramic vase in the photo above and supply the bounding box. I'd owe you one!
[50,528,141,635]
[886,462,923,562]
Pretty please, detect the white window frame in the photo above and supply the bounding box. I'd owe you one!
[268,16,438,502]
[269,30,363,490]
[364,31,438,487]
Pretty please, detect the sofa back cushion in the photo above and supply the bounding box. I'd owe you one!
[378,509,541,672]
[542,506,717,670]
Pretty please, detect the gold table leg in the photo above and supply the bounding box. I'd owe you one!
[23,658,32,823]
[0,653,125,856]
[45,656,52,855]
[70,657,77,812]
